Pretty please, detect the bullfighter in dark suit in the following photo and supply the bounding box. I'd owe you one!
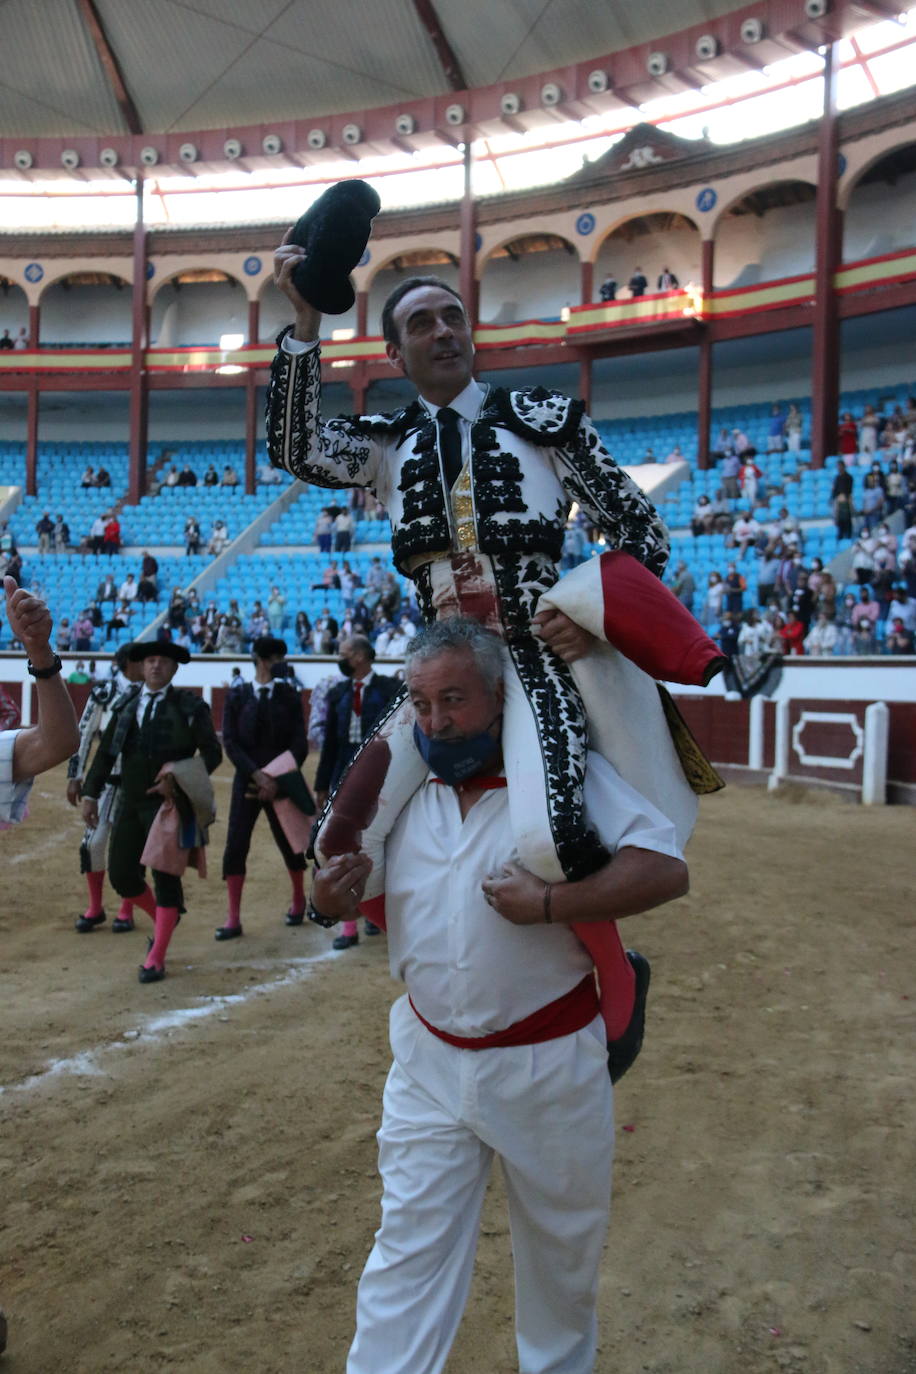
[218,636,312,939]
[314,634,402,949]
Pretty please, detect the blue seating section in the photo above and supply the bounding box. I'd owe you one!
[122,484,277,546]
[263,489,390,547]
[0,554,208,650]
[207,552,409,631]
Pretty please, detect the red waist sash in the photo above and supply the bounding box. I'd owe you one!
[409,974,599,1050]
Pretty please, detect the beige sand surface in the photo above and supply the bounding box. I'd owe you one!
[1,764,913,1373]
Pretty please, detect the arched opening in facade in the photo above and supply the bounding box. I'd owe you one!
[594,213,700,301]
[713,181,817,289]
[843,142,916,261]
[478,233,578,325]
[38,272,132,348]
[0,278,28,347]
[150,268,245,348]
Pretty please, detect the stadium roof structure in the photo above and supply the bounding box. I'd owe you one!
[1,0,912,184]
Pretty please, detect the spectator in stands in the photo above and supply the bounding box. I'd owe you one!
[294,610,312,651]
[68,660,90,684]
[739,456,763,508]
[782,404,802,453]
[54,617,73,652]
[656,266,679,290]
[72,609,95,652]
[859,405,879,456]
[13,327,28,350]
[118,572,138,603]
[88,514,105,556]
[670,561,695,614]
[834,490,853,540]
[374,618,413,657]
[311,610,337,654]
[0,329,12,350]
[379,571,402,620]
[339,560,361,602]
[766,405,785,453]
[267,586,287,634]
[814,571,837,622]
[203,465,219,487]
[884,617,914,654]
[184,516,201,556]
[885,584,915,634]
[80,465,96,488]
[104,600,133,642]
[756,547,780,607]
[207,519,229,555]
[838,412,858,459]
[871,529,897,602]
[363,556,386,611]
[804,613,838,655]
[95,466,111,488]
[258,460,283,485]
[216,615,244,654]
[886,459,906,515]
[35,511,54,555]
[717,610,740,660]
[737,607,775,660]
[851,529,876,585]
[164,465,180,487]
[222,464,240,487]
[860,473,886,529]
[333,507,354,553]
[830,457,852,502]
[598,274,616,302]
[641,446,657,464]
[790,569,814,633]
[627,266,647,297]
[833,592,857,655]
[103,514,121,556]
[176,464,197,487]
[561,519,588,570]
[663,443,684,465]
[727,510,759,556]
[702,572,725,625]
[138,552,159,602]
[723,562,746,616]
[852,617,876,654]
[806,556,824,597]
[691,493,714,536]
[851,586,880,634]
[0,524,14,558]
[53,514,70,553]
[777,610,805,656]
[166,587,187,632]
[721,450,740,499]
[93,572,116,606]
[868,459,888,492]
[247,602,269,643]
[314,507,333,553]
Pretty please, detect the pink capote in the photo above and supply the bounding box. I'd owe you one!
[262,750,313,855]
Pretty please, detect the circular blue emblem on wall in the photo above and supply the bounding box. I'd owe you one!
[576,212,596,236]
[146,261,156,279]
[24,262,44,283]
[243,255,262,276]
[357,249,370,268]
[695,187,717,213]
[837,153,847,177]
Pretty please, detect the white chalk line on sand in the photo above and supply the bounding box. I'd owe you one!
[0,949,339,1098]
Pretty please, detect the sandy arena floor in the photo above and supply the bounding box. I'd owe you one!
[1,761,913,1374]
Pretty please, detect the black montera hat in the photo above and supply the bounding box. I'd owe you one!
[289,179,381,316]
[127,640,191,665]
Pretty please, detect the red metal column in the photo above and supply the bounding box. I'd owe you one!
[28,304,40,348]
[356,290,369,337]
[25,379,39,496]
[580,260,594,305]
[811,45,841,470]
[578,359,592,412]
[247,297,260,345]
[244,372,257,494]
[697,335,712,470]
[459,142,478,327]
[127,178,149,504]
[701,238,714,297]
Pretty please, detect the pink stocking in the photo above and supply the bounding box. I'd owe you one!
[84,871,105,919]
[287,867,305,917]
[117,897,134,920]
[132,886,156,920]
[144,906,180,971]
[225,874,244,929]
[339,919,358,938]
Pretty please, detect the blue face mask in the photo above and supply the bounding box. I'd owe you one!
[413,717,501,786]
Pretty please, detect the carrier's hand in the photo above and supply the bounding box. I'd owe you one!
[248,768,279,802]
[147,773,176,800]
[66,778,82,807]
[80,797,99,829]
[4,577,53,662]
[482,861,549,925]
[274,229,322,340]
[312,851,372,919]
[532,608,594,663]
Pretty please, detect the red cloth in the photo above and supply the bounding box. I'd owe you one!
[599,550,725,686]
[409,974,598,1049]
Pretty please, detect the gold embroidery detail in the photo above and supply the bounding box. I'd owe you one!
[451,464,477,551]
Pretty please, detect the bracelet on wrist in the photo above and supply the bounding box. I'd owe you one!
[27,653,63,679]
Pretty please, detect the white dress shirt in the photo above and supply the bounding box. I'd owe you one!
[384,752,682,1038]
[0,729,32,825]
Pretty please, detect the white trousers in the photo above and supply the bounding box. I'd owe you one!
[347,997,614,1374]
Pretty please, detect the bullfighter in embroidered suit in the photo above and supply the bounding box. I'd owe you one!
[268,225,722,1077]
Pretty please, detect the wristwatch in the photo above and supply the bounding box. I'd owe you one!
[27,653,63,679]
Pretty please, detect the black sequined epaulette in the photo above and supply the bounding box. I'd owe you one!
[335,398,425,442]
[488,387,586,447]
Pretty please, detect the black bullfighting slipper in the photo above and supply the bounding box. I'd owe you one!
[138,963,166,984]
[332,933,359,951]
[289,180,381,315]
[75,911,106,933]
[214,924,243,941]
[111,916,134,933]
[284,909,305,926]
[364,920,381,936]
[607,951,651,1085]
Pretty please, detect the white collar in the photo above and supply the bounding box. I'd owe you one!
[421,378,487,424]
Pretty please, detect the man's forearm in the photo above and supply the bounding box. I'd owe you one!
[550,846,688,924]
[13,673,79,781]
[292,305,322,342]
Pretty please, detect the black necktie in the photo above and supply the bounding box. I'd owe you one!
[437,407,463,489]
[256,686,271,736]
[140,692,159,748]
